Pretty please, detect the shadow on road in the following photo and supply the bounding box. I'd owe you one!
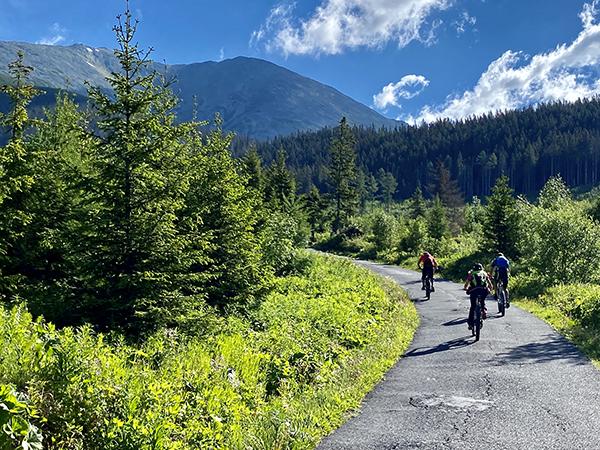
[494,334,587,366]
[442,318,468,326]
[405,337,473,357]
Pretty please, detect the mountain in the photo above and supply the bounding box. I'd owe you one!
[0,41,399,139]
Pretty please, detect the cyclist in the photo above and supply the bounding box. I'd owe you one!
[463,263,493,330]
[418,251,438,292]
[491,252,510,307]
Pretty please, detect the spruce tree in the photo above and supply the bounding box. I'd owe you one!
[483,176,521,257]
[304,185,329,242]
[242,144,265,194]
[265,148,297,212]
[82,8,201,330]
[409,186,427,219]
[0,52,38,298]
[377,169,398,210]
[428,160,464,207]
[186,120,266,312]
[356,168,368,212]
[19,94,93,322]
[427,195,450,241]
[328,117,358,231]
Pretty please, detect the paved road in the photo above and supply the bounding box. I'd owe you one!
[318,261,600,450]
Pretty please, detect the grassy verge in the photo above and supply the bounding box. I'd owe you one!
[515,284,600,368]
[0,253,418,449]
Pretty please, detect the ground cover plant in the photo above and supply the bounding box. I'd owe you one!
[0,254,418,449]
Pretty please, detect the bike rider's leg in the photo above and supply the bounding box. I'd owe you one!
[503,272,510,307]
[429,267,435,292]
[493,273,499,300]
[421,270,426,290]
[482,289,489,319]
[468,294,477,329]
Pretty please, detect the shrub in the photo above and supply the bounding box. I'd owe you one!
[0,254,418,449]
[537,284,600,332]
[521,202,600,286]
[370,211,396,252]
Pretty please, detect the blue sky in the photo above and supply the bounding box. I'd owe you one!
[1,0,599,122]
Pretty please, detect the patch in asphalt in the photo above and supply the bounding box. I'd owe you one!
[409,394,494,411]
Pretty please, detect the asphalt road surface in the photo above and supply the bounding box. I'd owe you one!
[318,261,600,450]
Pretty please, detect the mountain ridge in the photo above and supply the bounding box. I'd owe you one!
[0,41,399,139]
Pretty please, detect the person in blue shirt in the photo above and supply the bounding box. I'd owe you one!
[490,252,510,306]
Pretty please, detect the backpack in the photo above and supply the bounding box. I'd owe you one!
[472,270,487,288]
[423,255,435,268]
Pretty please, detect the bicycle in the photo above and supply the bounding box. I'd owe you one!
[472,293,486,341]
[424,273,433,300]
[496,278,509,317]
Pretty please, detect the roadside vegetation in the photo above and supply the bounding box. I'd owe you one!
[0,255,417,449]
[0,7,419,449]
[309,150,600,368]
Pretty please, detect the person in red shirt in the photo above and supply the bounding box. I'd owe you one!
[418,252,438,291]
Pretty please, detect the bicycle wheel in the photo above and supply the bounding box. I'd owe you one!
[425,277,431,299]
[498,288,506,316]
[474,303,481,341]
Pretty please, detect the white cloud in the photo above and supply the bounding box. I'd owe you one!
[36,22,67,46]
[453,11,476,35]
[406,1,600,124]
[219,47,225,61]
[373,74,430,109]
[252,0,453,56]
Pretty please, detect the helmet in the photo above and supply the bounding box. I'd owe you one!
[473,263,483,271]
[497,252,504,257]
[423,252,430,256]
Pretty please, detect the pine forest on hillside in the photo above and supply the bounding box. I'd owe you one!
[246,98,600,200]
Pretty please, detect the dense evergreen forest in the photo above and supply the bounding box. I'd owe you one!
[0,8,421,448]
[242,98,600,199]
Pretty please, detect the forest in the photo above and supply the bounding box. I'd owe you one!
[245,98,600,199]
[3,4,600,449]
[0,10,419,449]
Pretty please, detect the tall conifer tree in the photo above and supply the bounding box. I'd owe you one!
[327,117,358,231]
[0,52,38,297]
[82,6,200,329]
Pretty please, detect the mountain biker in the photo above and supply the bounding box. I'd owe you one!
[418,252,438,292]
[463,263,493,330]
[491,252,511,307]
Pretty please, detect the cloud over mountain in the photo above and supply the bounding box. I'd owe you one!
[252,0,452,56]
[406,0,600,123]
[373,74,429,110]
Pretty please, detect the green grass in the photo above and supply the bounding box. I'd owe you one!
[515,284,600,368]
[0,253,418,449]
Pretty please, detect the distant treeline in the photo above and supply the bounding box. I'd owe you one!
[236,98,600,199]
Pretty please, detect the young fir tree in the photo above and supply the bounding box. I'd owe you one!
[0,52,38,298]
[409,186,427,219]
[483,176,521,258]
[242,144,265,194]
[427,195,450,241]
[328,117,358,231]
[186,118,266,312]
[377,168,398,210]
[19,94,93,322]
[265,147,297,212]
[305,185,328,241]
[81,8,202,330]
